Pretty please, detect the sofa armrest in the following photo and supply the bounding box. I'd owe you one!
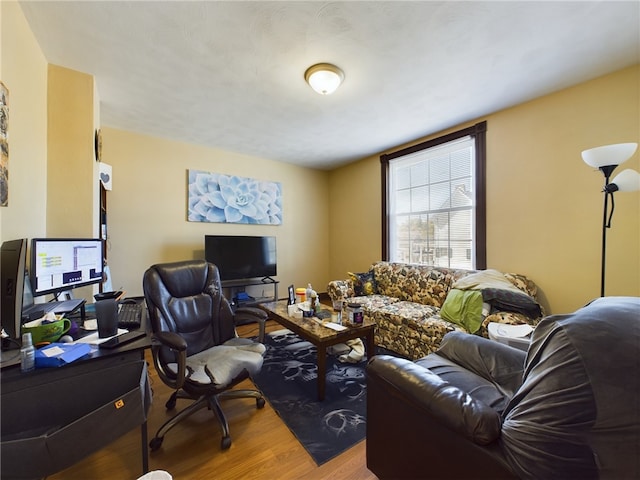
[327,279,354,303]
[366,355,516,479]
[436,331,525,396]
[368,355,501,445]
[482,272,545,331]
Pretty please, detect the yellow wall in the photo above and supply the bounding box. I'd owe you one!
[486,66,639,313]
[0,1,48,242]
[329,65,640,314]
[47,64,99,238]
[328,155,381,276]
[101,128,330,298]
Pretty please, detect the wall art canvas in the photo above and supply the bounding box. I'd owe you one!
[0,81,8,207]
[188,170,282,225]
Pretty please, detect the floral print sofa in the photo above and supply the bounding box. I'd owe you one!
[327,261,543,360]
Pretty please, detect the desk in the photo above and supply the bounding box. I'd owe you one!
[0,306,152,479]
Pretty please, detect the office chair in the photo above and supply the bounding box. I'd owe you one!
[143,260,266,451]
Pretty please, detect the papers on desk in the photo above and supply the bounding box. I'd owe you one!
[83,319,98,331]
[75,329,128,345]
[35,343,92,368]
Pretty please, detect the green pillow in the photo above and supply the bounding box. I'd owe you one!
[440,289,484,334]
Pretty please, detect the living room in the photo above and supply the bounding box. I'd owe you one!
[1,1,639,477]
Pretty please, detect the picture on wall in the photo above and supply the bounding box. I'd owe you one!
[0,81,8,207]
[188,169,282,225]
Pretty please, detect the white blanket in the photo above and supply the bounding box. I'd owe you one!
[452,269,522,293]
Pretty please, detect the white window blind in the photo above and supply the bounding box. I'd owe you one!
[388,136,476,269]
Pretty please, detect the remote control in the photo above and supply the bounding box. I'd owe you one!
[99,331,146,349]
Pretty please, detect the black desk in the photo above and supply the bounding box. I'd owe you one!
[0,307,152,479]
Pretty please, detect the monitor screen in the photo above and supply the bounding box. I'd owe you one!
[30,238,104,297]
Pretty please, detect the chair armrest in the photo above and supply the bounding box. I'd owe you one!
[152,331,187,390]
[234,306,267,320]
[234,307,267,342]
[154,331,187,351]
[368,355,501,445]
[437,331,525,396]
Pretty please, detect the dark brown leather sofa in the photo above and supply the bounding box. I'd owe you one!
[366,296,640,479]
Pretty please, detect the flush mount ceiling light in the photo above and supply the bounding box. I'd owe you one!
[304,63,344,95]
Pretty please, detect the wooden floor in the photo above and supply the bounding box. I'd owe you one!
[50,320,379,480]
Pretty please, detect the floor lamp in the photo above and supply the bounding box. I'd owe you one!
[582,142,640,297]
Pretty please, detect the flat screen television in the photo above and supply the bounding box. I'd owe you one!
[30,238,104,297]
[205,235,276,281]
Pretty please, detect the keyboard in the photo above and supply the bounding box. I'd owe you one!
[117,302,142,330]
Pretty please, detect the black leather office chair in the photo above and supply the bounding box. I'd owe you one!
[143,260,266,451]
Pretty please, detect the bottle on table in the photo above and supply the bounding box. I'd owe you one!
[306,283,313,306]
[21,332,35,373]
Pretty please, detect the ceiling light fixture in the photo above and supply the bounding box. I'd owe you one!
[304,63,344,95]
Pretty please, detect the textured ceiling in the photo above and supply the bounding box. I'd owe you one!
[19,1,640,170]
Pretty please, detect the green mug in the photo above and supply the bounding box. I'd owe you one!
[22,317,71,344]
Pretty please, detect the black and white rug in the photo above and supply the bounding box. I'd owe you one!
[251,329,367,465]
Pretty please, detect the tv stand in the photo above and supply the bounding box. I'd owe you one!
[221,278,279,308]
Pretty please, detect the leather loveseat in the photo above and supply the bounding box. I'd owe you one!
[366,296,640,479]
[328,261,543,360]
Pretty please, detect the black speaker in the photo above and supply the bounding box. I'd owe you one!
[95,298,118,338]
[1,239,27,349]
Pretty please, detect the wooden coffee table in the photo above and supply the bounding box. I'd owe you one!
[258,300,375,401]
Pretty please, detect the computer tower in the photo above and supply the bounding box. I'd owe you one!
[1,238,27,349]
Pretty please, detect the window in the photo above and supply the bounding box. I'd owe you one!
[381,121,486,269]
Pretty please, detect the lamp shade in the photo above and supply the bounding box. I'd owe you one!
[610,168,640,192]
[582,142,638,168]
[304,63,344,95]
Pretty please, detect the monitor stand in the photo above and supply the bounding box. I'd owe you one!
[56,290,75,301]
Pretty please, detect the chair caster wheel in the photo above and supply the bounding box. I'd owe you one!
[221,436,232,450]
[149,437,163,452]
[257,397,266,409]
[165,393,177,410]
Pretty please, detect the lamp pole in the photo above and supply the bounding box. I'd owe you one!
[599,165,617,297]
[600,180,610,298]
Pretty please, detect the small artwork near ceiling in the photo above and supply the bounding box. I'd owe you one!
[188,169,282,225]
[0,81,8,207]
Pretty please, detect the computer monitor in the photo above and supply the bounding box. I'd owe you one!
[30,238,104,297]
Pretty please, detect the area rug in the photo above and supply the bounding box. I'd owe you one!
[251,329,368,465]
